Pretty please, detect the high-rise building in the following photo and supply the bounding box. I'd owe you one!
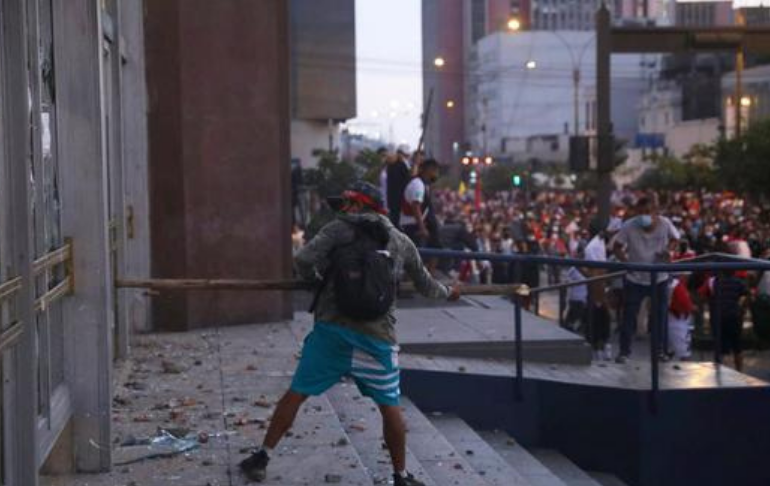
[290,0,357,168]
[423,0,532,165]
[675,1,734,27]
[422,0,659,165]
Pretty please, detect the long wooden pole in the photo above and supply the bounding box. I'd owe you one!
[115,278,530,297]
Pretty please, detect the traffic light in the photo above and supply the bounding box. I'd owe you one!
[512,174,522,187]
[569,136,590,173]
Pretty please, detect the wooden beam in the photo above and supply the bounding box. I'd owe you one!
[611,26,770,54]
[115,278,530,297]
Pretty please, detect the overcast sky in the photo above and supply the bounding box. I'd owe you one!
[351,0,422,149]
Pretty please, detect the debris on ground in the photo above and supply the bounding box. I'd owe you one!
[113,429,201,466]
[161,360,188,374]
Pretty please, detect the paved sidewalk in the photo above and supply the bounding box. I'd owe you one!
[42,314,372,486]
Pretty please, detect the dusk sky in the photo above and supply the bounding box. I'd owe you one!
[351,0,423,149]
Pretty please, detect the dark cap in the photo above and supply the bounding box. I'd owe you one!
[328,180,387,215]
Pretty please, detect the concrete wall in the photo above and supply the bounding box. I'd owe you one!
[145,0,293,331]
[290,0,356,121]
[291,119,340,169]
[666,118,720,157]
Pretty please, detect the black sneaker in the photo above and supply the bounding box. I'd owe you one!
[393,472,426,486]
[239,449,269,482]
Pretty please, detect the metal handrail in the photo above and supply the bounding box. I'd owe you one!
[33,243,71,276]
[0,277,22,303]
[418,247,770,413]
[0,241,75,356]
[418,248,770,272]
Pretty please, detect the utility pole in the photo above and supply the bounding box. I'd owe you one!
[573,68,580,135]
[735,8,746,138]
[596,3,613,226]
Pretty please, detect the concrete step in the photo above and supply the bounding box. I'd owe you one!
[529,449,604,486]
[400,397,491,486]
[479,431,568,486]
[430,416,532,486]
[326,380,435,485]
[588,471,630,486]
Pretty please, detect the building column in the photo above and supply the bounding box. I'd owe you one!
[1,0,39,484]
[146,0,293,331]
[118,0,152,336]
[53,0,113,472]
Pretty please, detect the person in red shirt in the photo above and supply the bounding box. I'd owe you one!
[668,276,695,360]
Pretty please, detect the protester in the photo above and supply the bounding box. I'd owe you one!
[612,197,681,363]
[564,264,588,333]
[385,146,411,227]
[377,147,391,210]
[703,270,749,371]
[240,181,460,486]
[400,159,440,247]
[668,275,695,360]
[584,217,613,361]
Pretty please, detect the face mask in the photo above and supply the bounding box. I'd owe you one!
[637,215,653,229]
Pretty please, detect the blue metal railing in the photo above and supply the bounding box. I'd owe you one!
[419,248,770,412]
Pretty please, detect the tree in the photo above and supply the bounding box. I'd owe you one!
[635,146,718,191]
[353,148,383,186]
[302,150,360,198]
[714,119,770,197]
[481,164,515,194]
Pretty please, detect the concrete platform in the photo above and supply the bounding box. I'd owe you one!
[397,296,592,365]
[401,353,770,486]
[400,354,769,391]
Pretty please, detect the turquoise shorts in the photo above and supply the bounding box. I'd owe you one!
[291,322,401,406]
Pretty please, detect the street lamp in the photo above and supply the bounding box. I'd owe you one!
[525,60,537,70]
[446,100,455,109]
[507,17,522,32]
[434,56,446,68]
[740,96,752,107]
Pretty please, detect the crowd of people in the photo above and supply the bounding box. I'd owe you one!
[427,183,770,369]
[294,147,770,369]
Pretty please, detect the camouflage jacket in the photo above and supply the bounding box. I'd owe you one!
[295,212,450,344]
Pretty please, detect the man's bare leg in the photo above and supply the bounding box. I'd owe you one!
[380,404,407,473]
[263,390,308,449]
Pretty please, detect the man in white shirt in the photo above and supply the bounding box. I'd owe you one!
[400,159,440,247]
[584,218,613,360]
[612,198,680,363]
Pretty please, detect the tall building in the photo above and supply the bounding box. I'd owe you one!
[423,0,529,165]
[465,31,646,164]
[675,1,733,27]
[422,0,659,165]
[290,0,357,168]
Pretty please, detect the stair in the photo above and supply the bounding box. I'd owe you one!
[430,416,531,485]
[326,380,436,485]
[588,471,630,486]
[399,398,490,486]
[323,381,627,486]
[480,430,569,486]
[529,449,605,486]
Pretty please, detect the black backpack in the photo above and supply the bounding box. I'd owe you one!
[310,219,396,320]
